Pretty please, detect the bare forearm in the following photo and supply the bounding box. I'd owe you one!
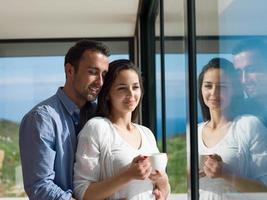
[159,183,171,200]
[155,174,170,199]
[83,171,131,200]
[223,174,267,192]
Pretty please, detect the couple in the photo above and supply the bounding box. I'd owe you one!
[19,40,170,200]
[198,57,267,199]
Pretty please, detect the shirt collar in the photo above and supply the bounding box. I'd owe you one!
[56,87,80,117]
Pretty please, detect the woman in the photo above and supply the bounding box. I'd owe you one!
[74,59,170,200]
[198,57,267,200]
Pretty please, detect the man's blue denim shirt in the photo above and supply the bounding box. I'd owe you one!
[19,88,80,200]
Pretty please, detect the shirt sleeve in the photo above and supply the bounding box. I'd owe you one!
[247,117,267,185]
[73,118,103,200]
[19,110,72,200]
[237,115,267,185]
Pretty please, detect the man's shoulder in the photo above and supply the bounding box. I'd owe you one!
[243,99,267,126]
[19,94,61,136]
[23,93,60,120]
[244,98,262,111]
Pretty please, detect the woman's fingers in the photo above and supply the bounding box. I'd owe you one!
[149,170,162,181]
[199,170,206,178]
[209,154,222,162]
[132,155,147,163]
[128,155,153,180]
[153,188,163,200]
[203,157,223,178]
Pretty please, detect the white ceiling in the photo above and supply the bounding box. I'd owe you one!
[0,0,266,40]
[0,0,139,39]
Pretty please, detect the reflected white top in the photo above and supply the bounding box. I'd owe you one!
[198,115,267,200]
[222,192,267,200]
[74,117,159,200]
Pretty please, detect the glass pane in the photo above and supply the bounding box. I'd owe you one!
[0,56,64,196]
[155,0,187,197]
[196,1,267,199]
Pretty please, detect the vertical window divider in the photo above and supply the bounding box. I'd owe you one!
[159,0,167,153]
[184,0,199,199]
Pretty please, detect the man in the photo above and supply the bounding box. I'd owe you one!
[232,38,267,125]
[19,40,110,200]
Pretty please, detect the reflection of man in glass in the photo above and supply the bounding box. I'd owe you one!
[232,38,267,125]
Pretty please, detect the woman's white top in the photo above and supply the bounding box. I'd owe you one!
[198,115,267,200]
[74,117,159,200]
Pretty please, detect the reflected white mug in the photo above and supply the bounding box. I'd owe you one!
[199,154,209,177]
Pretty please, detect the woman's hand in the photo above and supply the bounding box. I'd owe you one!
[150,170,170,200]
[82,155,152,200]
[149,170,166,183]
[203,154,223,178]
[153,187,165,200]
[202,154,267,192]
[125,155,152,180]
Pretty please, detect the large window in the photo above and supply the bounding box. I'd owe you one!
[156,52,187,193]
[155,0,187,194]
[0,56,65,196]
[196,1,267,199]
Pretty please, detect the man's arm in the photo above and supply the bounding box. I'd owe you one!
[19,110,72,200]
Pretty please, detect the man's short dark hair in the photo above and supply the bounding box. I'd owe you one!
[64,40,110,72]
[232,38,267,63]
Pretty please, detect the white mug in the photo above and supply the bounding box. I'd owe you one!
[149,153,168,172]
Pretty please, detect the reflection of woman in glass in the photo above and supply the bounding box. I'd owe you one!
[198,58,267,199]
[73,59,170,200]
